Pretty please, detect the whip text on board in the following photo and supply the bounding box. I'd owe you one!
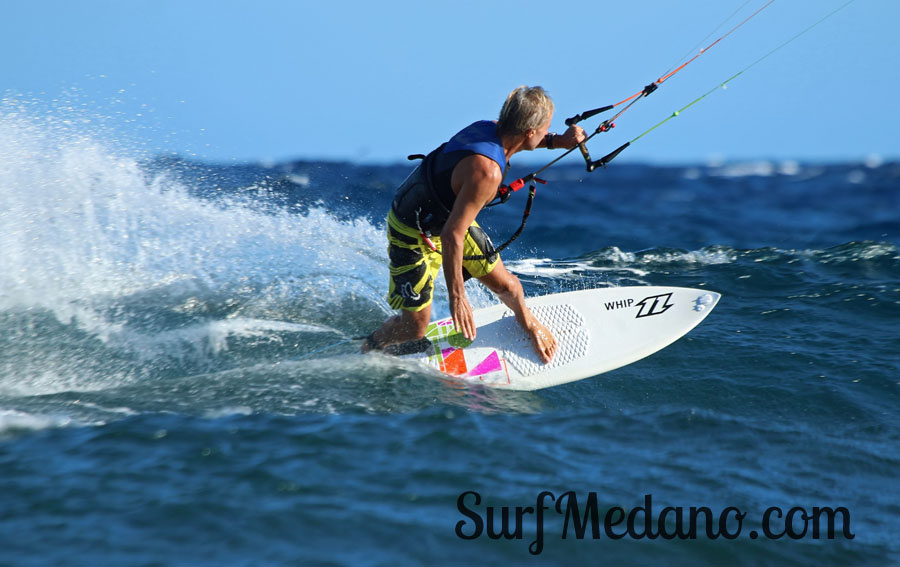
[604,298,635,311]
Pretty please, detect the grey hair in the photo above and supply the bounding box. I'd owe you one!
[496,86,554,138]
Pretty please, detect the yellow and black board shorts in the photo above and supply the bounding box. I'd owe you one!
[386,209,500,312]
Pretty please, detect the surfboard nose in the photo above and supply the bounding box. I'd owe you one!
[694,291,721,313]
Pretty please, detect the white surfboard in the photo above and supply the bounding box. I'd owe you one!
[394,286,720,391]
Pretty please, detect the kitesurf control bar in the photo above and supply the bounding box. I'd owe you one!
[565,106,609,171]
[565,105,613,127]
[563,82,662,171]
[594,142,630,169]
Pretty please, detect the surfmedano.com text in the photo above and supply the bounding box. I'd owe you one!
[455,492,855,555]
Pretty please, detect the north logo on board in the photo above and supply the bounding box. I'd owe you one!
[635,293,674,318]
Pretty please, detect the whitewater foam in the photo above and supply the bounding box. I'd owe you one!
[507,257,650,279]
[0,408,100,438]
[147,317,344,358]
[0,103,392,396]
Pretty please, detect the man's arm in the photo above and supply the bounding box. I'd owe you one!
[539,124,587,149]
[440,155,503,341]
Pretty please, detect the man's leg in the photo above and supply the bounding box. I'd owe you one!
[476,259,558,363]
[368,212,442,352]
[362,305,432,352]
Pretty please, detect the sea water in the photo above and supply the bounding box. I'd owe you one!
[0,103,897,565]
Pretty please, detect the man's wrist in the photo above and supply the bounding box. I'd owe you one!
[545,133,556,149]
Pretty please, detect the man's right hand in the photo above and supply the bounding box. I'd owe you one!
[449,292,477,341]
[558,124,587,149]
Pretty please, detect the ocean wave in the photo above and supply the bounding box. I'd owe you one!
[508,246,741,278]
[807,241,899,264]
[0,408,103,438]
[506,257,650,280]
[709,161,779,178]
[503,242,899,294]
[581,242,898,268]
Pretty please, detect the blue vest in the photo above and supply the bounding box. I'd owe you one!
[442,120,507,170]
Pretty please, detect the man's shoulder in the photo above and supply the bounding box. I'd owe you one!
[456,153,503,183]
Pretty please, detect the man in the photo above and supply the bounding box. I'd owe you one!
[364,86,586,363]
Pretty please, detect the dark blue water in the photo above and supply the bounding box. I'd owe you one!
[1,109,898,565]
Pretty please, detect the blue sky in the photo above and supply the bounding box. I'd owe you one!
[3,0,897,165]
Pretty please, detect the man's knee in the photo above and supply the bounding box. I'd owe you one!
[479,267,520,297]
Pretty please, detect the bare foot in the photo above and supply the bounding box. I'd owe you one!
[360,333,380,353]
